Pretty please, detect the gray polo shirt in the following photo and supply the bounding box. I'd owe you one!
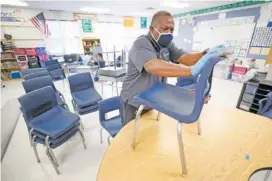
[120,34,185,107]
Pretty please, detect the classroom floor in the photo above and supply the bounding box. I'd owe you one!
[1,77,245,181]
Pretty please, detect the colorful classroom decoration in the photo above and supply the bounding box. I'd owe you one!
[82,19,93,33]
[173,1,269,18]
[140,17,147,29]
[123,17,134,28]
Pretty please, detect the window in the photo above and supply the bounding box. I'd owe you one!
[46,21,83,55]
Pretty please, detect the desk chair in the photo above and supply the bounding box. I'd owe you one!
[23,71,50,80]
[22,75,69,110]
[98,96,122,145]
[21,68,47,77]
[45,59,66,81]
[68,72,102,116]
[18,86,86,175]
[258,92,272,119]
[131,57,223,176]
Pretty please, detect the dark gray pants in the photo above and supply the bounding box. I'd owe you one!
[120,100,149,127]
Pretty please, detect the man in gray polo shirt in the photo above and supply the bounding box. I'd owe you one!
[120,11,213,126]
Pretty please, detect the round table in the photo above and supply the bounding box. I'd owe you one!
[97,104,272,181]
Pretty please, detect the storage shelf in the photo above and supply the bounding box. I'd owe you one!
[1,67,20,70]
[3,50,15,53]
[1,58,17,61]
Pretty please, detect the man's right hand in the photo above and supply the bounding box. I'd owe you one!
[190,53,217,76]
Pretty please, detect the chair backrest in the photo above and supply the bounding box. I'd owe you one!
[23,71,50,80]
[18,86,58,123]
[191,57,223,119]
[258,92,272,115]
[22,75,56,93]
[98,96,120,122]
[68,72,94,92]
[21,68,47,77]
[45,59,61,71]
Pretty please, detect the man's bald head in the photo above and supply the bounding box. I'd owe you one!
[150,11,172,26]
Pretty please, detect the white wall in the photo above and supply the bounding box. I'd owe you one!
[1,7,150,53]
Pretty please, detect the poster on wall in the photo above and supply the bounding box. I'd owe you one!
[140,17,147,29]
[82,19,93,32]
[123,17,134,27]
[74,13,96,20]
[238,49,246,57]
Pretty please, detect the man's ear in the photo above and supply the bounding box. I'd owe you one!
[149,26,153,32]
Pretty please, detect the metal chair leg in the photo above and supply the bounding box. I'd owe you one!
[31,136,40,163]
[79,127,87,149]
[107,135,111,145]
[156,111,160,121]
[264,170,271,181]
[177,123,188,177]
[79,119,84,130]
[197,120,202,136]
[100,127,103,144]
[45,136,59,167]
[46,148,60,175]
[101,81,104,96]
[115,81,119,96]
[131,105,145,150]
[29,128,34,147]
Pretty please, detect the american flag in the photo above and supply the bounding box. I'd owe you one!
[30,12,51,38]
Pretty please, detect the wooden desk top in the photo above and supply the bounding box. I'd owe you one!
[97,104,272,181]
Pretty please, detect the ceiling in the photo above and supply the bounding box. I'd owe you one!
[17,1,236,17]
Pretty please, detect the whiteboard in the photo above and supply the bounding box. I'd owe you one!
[193,23,255,50]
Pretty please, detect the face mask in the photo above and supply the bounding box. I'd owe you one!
[151,26,173,47]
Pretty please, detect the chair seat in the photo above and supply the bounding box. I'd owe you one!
[72,88,102,108]
[29,107,80,139]
[32,123,79,144]
[34,127,79,149]
[78,104,99,115]
[101,116,122,137]
[133,83,199,123]
[49,69,65,80]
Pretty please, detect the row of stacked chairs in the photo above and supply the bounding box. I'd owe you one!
[18,61,122,175]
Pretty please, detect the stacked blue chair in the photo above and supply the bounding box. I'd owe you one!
[18,86,86,175]
[131,56,223,176]
[24,71,50,80]
[21,68,47,77]
[22,75,69,110]
[98,96,122,145]
[258,92,272,119]
[68,72,102,115]
[45,59,66,81]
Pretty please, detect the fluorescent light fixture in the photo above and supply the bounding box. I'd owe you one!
[161,1,189,9]
[132,12,150,17]
[81,7,110,14]
[1,0,28,6]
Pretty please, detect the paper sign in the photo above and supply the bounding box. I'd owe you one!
[123,17,134,27]
[140,17,147,29]
[82,19,93,32]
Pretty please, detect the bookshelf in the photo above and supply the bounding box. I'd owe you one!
[82,38,100,55]
[1,40,20,81]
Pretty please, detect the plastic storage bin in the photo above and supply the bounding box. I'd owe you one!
[10,71,21,79]
[14,48,26,55]
[25,48,37,56]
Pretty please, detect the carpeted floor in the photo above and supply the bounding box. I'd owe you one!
[1,98,21,160]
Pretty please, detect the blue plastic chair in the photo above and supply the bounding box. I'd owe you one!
[68,72,102,115]
[18,86,86,175]
[176,69,214,101]
[45,59,66,81]
[23,71,50,80]
[21,68,47,77]
[98,96,122,145]
[131,57,223,176]
[22,75,69,110]
[258,92,272,119]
